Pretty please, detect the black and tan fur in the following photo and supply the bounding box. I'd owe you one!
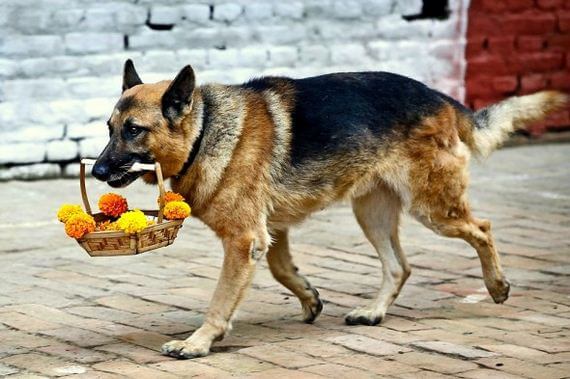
[92,60,569,359]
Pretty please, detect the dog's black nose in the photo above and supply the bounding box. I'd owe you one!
[92,162,110,181]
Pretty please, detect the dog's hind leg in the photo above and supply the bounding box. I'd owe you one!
[407,136,510,304]
[267,228,323,323]
[413,211,510,303]
[346,186,411,325]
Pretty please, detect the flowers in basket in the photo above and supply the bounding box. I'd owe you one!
[57,191,191,239]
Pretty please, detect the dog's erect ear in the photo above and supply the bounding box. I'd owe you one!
[122,59,143,92]
[162,65,196,121]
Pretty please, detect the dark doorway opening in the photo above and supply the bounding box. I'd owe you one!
[403,0,450,21]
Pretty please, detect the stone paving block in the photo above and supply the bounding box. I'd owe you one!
[394,351,479,374]
[326,334,411,356]
[35,269,114,289]
[327,355,421,376]
[499,332,570,353]
[0,363,19,376]
[95,343,167,364]
[120,311,201,336]
[238,344,322,369]
[395,371,458,379]
[476,356,569,379]
[151,359,231,377]
[0,330,53,352]
[1,353,88,377]
[411,341,497,359]
[37,342,114,364]
[458,369,523,379]
[246,367,326,378]
[92,360,178,379]
[511,310,569,328]
[194,352,276,374]
[95,294,172,314]
[382,317,433,332]
[0,312,61,332]
[118,331,172,351]
[349,325,429,344]
[274,338,351,358]
[409,328,496,347]
[39,327,115,348]
[66,306,137,323]
[476,343,552,362]
[60,370,125,379]
[302,363,375,378]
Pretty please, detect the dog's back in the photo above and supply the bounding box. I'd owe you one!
[236,72,475,226]
[243,72,459,165]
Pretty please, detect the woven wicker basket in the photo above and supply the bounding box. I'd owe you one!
[77,159,184,257]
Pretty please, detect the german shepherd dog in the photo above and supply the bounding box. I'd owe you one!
[93,60,567,359]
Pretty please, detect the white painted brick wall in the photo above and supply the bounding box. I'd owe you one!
[213,4,243,22]
[244,3,273,20]
[150,6,183,25]
[274,2,304,19]
[182,4,211,24]
[46,140,78,161]
[0,0,469,180]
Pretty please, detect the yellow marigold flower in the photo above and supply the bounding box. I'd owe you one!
[147,219,156,226]
[159,191,185,205]
[163,201,191,220]
[98,193,128,217]
[57,204,84,223]
[96,220,119,231]
[64,212,96,239]
[116,209,148,234]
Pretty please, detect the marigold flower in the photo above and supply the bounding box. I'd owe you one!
[163,201,191,220]
[116,209,148,234]
[159,191,185,205]
[57,204,84,223]
[64,212,96,239]
[96,220,118,232]
[98,193,128,217]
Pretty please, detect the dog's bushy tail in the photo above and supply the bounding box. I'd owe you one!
[465,91,568,158]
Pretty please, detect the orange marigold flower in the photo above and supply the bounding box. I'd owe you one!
[57,204,84,223]
[65,213,96,239]
[163,201,191,220]
[159,191,185,205]
[98,193,128,217]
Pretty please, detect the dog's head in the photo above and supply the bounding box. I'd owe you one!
[92,60,198,187]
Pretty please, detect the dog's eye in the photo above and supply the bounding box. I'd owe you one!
[126,125,145,137]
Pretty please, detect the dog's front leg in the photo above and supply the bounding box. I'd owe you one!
[161,230,268,359]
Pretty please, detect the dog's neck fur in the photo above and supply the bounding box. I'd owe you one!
[171,84,246,213]
[175,92,206,180]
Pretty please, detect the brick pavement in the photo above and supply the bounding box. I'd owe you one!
[0,144,569,378]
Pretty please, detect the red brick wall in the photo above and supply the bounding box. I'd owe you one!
[466,0,570,136]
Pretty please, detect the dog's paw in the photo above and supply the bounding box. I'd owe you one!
[161,339,209,359]
[302,287,323,324]
[345,307,384,326]
[489,278,511,304]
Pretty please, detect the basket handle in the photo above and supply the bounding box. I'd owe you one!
[80,159,167,223]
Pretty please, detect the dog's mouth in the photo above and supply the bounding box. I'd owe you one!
[107,170,144,188]
[106,161,148,188]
